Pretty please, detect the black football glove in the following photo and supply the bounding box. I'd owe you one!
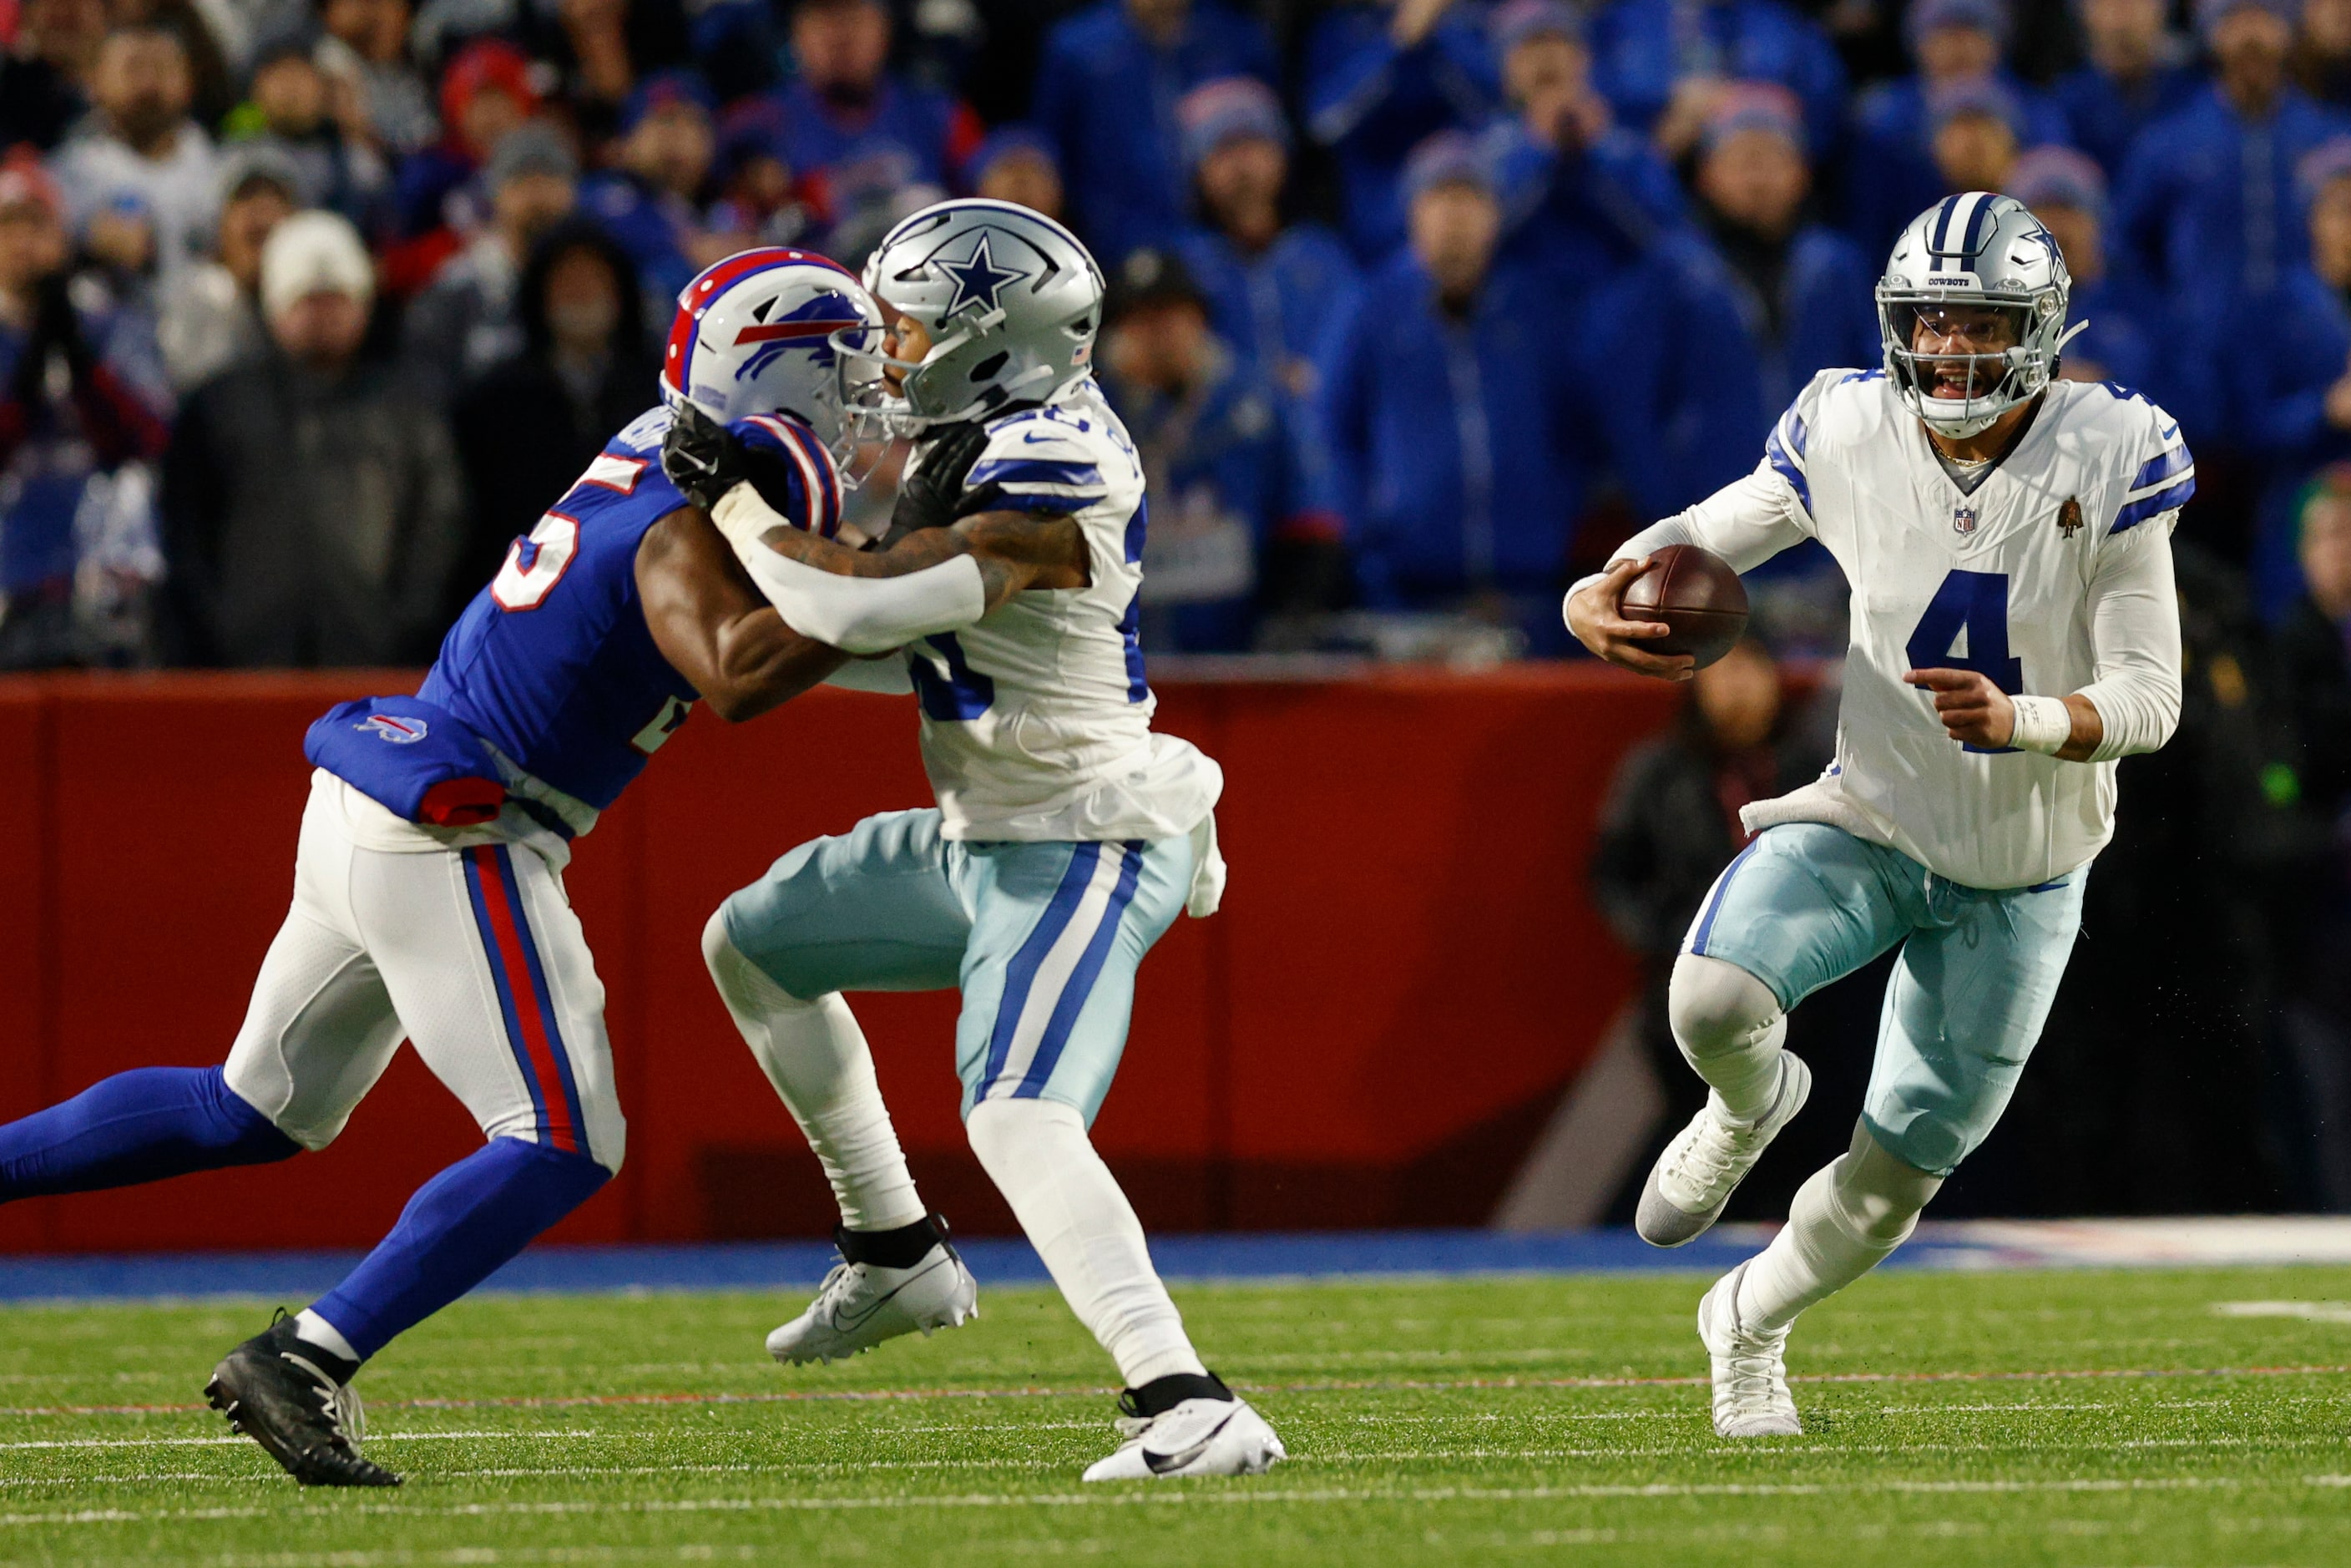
[662,402,803,518]
[888,420,994,536]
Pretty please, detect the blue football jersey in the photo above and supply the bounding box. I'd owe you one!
[415,406,703,813]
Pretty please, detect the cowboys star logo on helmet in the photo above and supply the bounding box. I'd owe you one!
[938,231,1031,319]
[838,200,1105,429]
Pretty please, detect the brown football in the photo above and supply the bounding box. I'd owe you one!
[1619,544,1750,669]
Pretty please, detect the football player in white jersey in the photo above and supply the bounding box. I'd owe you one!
[1566,191,2187,1437]
[661,200,1284,1482]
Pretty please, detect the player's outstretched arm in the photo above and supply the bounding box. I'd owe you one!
[1565,555,1697,682]
[635,507,849,721]
[720,499,1090,654]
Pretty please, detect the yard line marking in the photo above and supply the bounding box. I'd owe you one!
[2214,1300,2351,1323]
[0,1473,2292,1527]
[0,1430,601,1451]
[3,1361,2345,1419]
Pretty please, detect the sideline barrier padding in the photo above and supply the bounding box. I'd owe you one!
[0,664,1674,1249]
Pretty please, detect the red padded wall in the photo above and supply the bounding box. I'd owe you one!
[0,665,1676,1248]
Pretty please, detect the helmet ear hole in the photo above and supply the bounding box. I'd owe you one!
[969,351,1009,382]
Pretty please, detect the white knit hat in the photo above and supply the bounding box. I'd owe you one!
[260,210,375,320]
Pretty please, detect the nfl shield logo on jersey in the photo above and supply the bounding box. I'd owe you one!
[1952,504,1978,537]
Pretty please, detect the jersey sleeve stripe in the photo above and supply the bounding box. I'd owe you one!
[779,418,842,537]
[2130,443,2193,493]
[745,415,823,533]
[2112,474,2195,533]
[1765,427,1814,518]
[969,458,1108,490]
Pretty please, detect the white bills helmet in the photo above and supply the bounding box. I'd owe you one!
[1876,192,2086,439]
[839,198,1105,430]
[660,247,887,481]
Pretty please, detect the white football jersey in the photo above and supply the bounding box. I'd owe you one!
[902,377,1222,844]
[1646,370,2189,891]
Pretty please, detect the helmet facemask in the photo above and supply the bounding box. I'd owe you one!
[1874,193,2086,440]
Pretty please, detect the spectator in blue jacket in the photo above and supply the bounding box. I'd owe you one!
[971,127,1065,222]
[0,154,172,669]
[1303,0,1498,264]
[1098,247,1344,652]
[1317,132,1590,651]
[1032,0,1276,264]
[1587,0,1846,162]
[2115,0,2351,315]
[582,71,745,312]
[2297,0,2351,108]
[1173,76,1361,401]
[1484,0,1686,308]
[2055,0,2205,175]
[768,0,983,206]
[2005,147,2166,401]
[1843,0,2067,253]
[2223,136,2351,611]
[1591,84,1877,523]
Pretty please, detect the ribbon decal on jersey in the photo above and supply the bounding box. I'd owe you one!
[305,696,508,827]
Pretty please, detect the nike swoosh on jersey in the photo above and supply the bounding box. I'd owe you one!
[2159,422,2179,440]
[1143,1409,1238,1474]
[1021,431,1062,443]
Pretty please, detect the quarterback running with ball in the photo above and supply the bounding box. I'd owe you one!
[1567,192,2188,1436]
[662,200,1283,1482]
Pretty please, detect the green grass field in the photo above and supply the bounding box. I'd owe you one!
[2,1266,2348,1566]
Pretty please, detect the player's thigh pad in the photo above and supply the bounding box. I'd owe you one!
[1863,867,2088,1176]
[354,839,625,1172]
[222,785,409,1150]
[720,808,974,999]
[955,834,1192,1123]
[1681,822,1922,1010]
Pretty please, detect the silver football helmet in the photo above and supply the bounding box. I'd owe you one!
[1877,191,2086,439]
[834,198,1105,431]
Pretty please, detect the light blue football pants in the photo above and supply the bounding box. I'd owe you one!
[719,809,1193,1124]
[1681,822,2088,1176]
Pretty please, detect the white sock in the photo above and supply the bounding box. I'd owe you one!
[293,1308,360,1366]
[1668,953,1788,1125]
[1737,1124,1944,1333]
[703,913,924,1232]
[965,1097,1207,1389]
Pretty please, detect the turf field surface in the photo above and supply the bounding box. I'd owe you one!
[2,1266,2348,1566]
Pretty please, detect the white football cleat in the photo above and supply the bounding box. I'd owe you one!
[766,1237,978,1366]
[1080,1374,1286,1482]
[1636,1052,1811,1247]
[1697,1261,1801,1438]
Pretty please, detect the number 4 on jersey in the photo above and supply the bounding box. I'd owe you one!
[1905,569,2021,755]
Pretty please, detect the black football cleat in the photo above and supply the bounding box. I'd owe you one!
[205,1310,402,1487]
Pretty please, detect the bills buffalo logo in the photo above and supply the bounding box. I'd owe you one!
[1953,504,1977,537]
[2056,495,2084,537]
[731,293,865,382]
[358,714,427,744]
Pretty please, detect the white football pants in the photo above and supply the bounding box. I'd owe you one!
[221,773,624,1171]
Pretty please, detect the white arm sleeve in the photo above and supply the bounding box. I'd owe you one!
[708,479,989,654]
[1569,464,1816,600]
[2076,519,2184,761]
[822,655,915,695]
[738,548,987,655]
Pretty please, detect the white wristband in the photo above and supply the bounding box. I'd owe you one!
[2006,693,2073,756]
[710,483,786,554]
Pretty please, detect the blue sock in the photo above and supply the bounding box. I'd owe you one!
[0,1067,300,1201]
[312,1138,609,1360]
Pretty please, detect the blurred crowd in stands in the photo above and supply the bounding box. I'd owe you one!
[2,0,2349,1199]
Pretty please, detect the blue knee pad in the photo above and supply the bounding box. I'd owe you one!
[0,1066,299,1201]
